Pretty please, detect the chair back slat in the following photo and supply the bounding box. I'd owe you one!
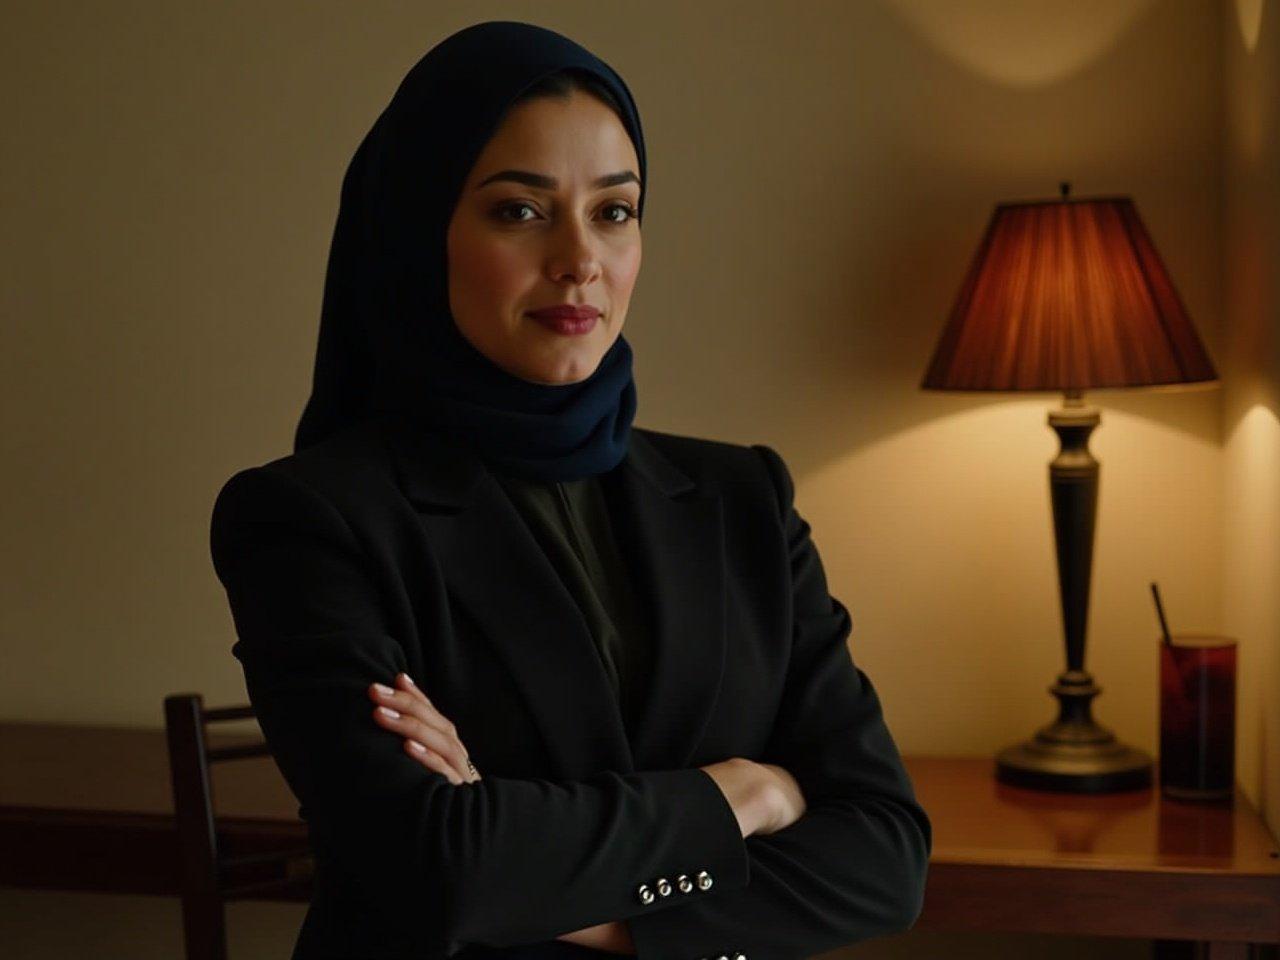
[163,692,314,960]
[205,743,273,762]
[202,705,256,722]
[164,693,228,960]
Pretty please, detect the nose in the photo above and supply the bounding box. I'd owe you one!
[544,217,602,287]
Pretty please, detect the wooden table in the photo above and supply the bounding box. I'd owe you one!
[2,723,1277,955]
[0,721,304,895]
[906,755,1280,959]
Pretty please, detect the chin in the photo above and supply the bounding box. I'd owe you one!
[525,369,594,386]
[523,354,604,386]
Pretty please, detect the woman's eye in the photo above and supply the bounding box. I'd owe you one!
[493,201,636,225]
[495,201,538,222]
[602,202,638,225]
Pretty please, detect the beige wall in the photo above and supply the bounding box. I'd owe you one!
[1222,0,1280,833]
[1,1,1268,957]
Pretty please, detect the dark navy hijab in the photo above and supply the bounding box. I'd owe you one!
[293,21,644,482]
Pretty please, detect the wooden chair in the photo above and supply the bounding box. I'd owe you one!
[163,693,314,960]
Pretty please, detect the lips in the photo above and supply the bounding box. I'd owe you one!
[526,304,602,320]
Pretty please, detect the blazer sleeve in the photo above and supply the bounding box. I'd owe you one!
[624,443,932,960]
[209,463,751,956]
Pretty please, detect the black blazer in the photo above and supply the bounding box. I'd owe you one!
[210,412,931,960]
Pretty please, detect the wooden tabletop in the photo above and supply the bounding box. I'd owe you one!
[0,720,298,820]
[905,753,1280,876]
[2,722,1278,944]
[4,723,1276,870]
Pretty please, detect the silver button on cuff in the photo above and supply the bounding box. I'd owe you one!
[696,870,714,891]
[676,873,693,893]
[636,883,655,904]
[733,953,748,960]
[656,876,672,897]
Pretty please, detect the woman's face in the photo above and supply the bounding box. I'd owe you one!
[446,89,643,385]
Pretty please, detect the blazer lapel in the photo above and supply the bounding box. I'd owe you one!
[378,414,727,777]
[605,431,727,772]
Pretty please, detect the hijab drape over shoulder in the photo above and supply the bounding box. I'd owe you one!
[294,21,646,482]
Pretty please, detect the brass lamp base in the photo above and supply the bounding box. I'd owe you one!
[998,394,1154,794]
[996,669,1153,793]
[997,733,1153,793]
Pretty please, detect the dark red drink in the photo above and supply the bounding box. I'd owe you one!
[1158,635,1237,801]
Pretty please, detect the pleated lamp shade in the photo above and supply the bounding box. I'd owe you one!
[921,196,1218,392]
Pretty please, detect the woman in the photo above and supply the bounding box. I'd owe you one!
[210,20,931,960]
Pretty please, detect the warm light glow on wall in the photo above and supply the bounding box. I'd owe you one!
[881,0,1157,87]
[1235,0,1266,53]
[1228,404,1280,526]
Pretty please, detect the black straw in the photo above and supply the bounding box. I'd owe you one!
[1150,582,1172,646]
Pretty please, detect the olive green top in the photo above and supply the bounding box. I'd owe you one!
[493,471,653,743]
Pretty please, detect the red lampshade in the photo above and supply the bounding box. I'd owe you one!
[921,195,1218,392]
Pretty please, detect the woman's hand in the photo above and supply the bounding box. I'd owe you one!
[370,677,628,954]
[755,761,807,834]
[699,757,809,837]
[698,757,778,837]
[368,672,481,785]
[556,920,634,954]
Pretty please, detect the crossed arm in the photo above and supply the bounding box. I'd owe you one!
[362,671,806,954]
[210,444,930,960]
[362,669,641,952]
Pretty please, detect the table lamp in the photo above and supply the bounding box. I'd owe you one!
[920,183,1219,794]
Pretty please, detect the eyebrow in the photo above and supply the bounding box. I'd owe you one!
[475,169,641,191]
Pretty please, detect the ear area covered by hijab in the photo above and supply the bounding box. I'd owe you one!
[293,21,647,483]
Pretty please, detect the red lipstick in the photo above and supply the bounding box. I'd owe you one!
[526,303,601,336]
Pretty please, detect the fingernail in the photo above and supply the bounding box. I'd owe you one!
[399,673,416,687]
[373,683,394,697]
[377,706,400,719]
[408,740,426,753]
